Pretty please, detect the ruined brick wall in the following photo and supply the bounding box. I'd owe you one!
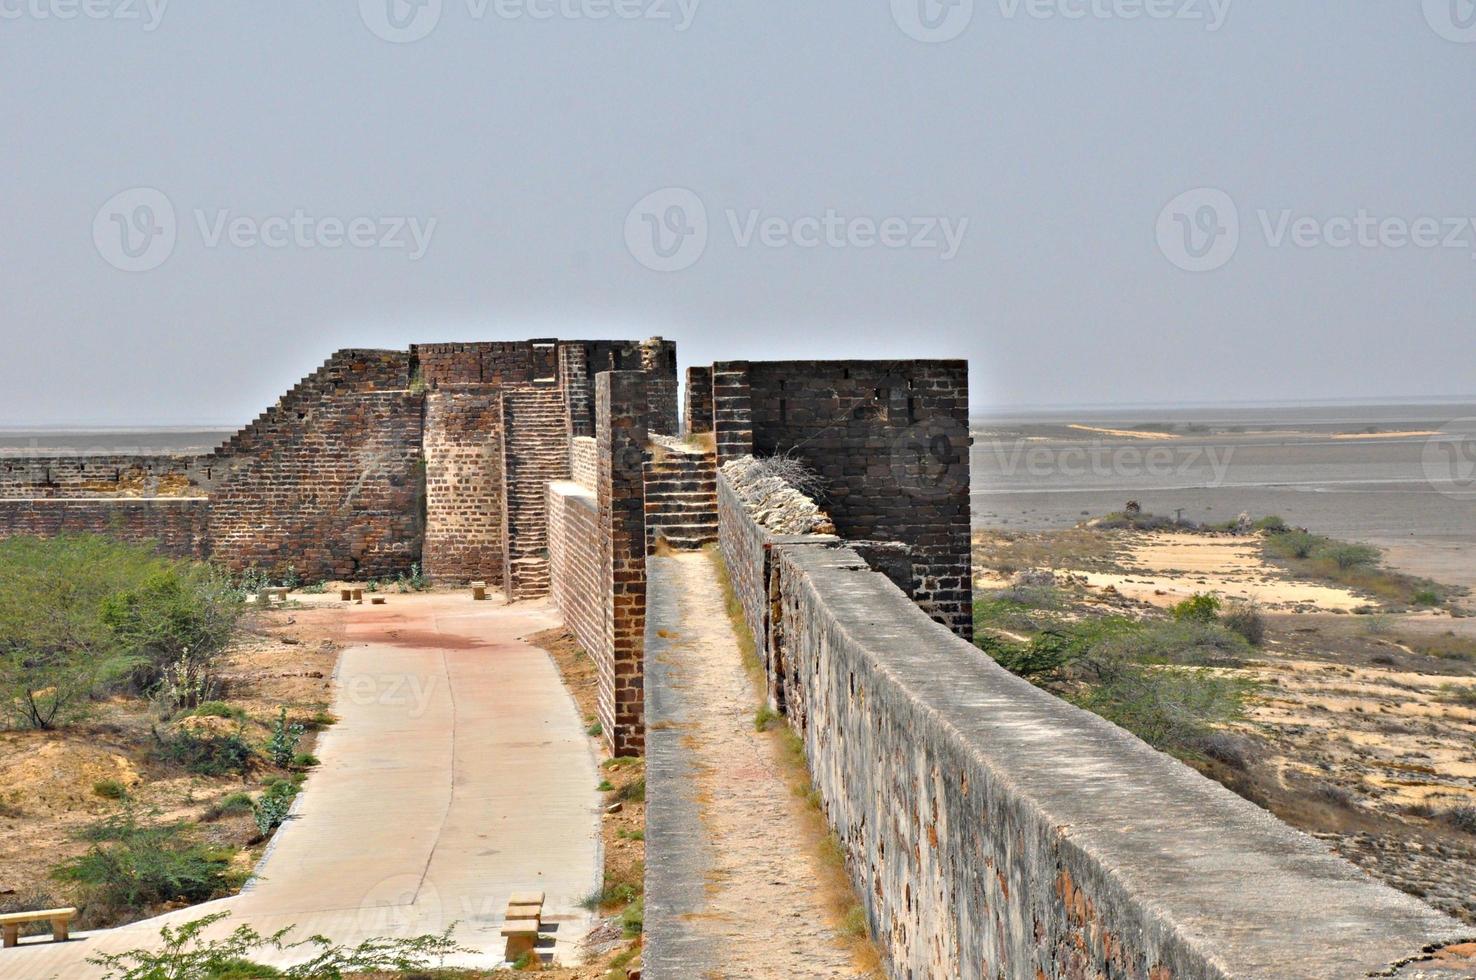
[683,366,713,436]
[0,455,215,499]
[547,480,603,667]
[713,359,972,640]
[0,498,209,557]
[207,350,425,580]
[596,371,648,757]
[710,484,1465,978]
[422,389,503,585]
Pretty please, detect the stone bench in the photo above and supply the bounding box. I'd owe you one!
[0,907,75,947]
[502,891,544,961]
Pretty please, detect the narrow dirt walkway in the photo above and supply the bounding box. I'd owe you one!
[12,594,601,979]
[644,553,865,980]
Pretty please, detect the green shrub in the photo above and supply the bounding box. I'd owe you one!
[1097,618,1250,667]
[1171,593,1221,623]
[266,708,304,768]
[153,726,253,777]
[0,536,156,729]
[86,911,471,979]
[101,563,243,709]
[252,782,297,837]
[754,705,779,732]
[395,563,429,594]
[93,780,128,801]
[204,793,256,822]
[1267,530,1321,560]
[290,753,319,769]
[596,780,614,792]
[619,896,644,937]
[192,701,246,721]
[1445,805,1476,835]
[1254,515,1288,532]
[1413,589,1442,607]
[1071,662,1255,757]
[1221,601,1266,646]
[1315,543,1381,571]
[617,777,645,804]
[55,812,235,914]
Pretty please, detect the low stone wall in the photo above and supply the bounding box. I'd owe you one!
[0,498,210,558]
[547,481,603,666]
[716,489,1466,978]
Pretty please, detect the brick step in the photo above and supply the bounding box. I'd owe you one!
[645,502,718,516]
[643,479,717,493]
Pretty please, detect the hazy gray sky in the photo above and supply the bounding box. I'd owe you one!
[2,1,1473,425]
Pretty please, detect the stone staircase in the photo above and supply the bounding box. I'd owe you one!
[501,386,570,599]
[644,441,718,553]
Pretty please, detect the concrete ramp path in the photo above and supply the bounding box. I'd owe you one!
[12,593,602,980]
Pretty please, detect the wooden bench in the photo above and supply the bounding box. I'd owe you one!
[1,907,76,947]
[502,891,545,962]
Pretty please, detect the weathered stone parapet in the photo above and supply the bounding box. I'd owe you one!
[741,521,1467,978]
[597,371,648,757]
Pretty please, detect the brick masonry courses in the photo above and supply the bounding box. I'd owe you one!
[708,358,973,640]
[711,471,1470,980]
[595,371,648,757]
[422,388,505,586]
